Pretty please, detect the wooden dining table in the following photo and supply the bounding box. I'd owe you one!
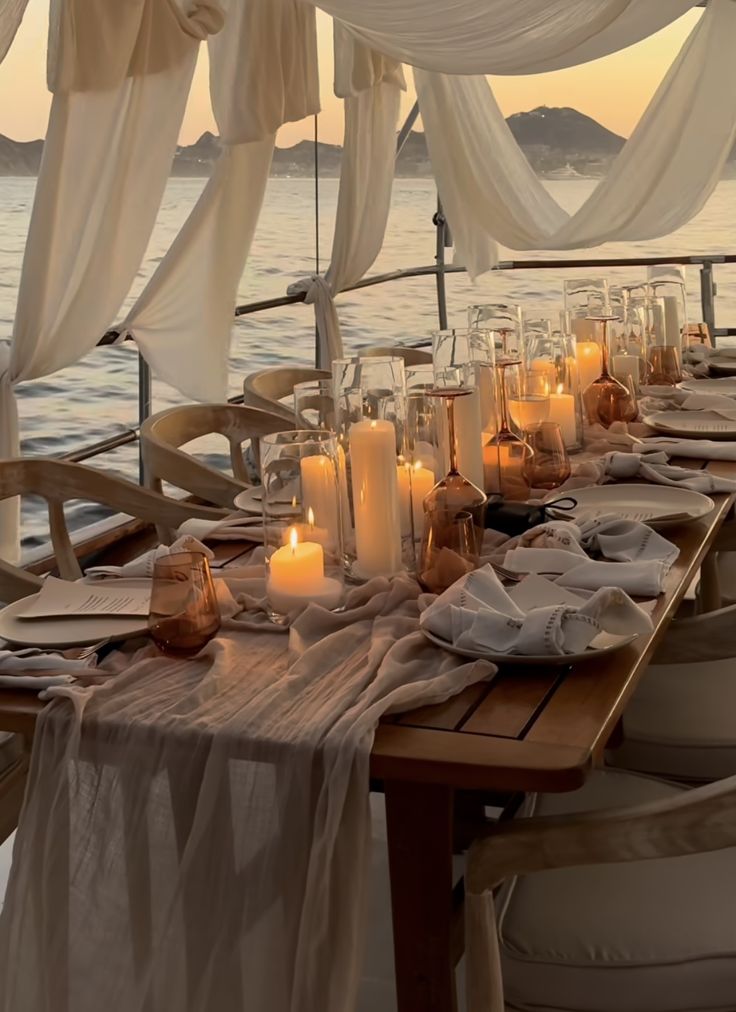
[0,456,734,1012]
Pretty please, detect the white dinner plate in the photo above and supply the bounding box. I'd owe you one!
[233,486,263,515]
[0,593,148,648]
[545,483,714,526]
[421,628,637,666]
[708,357,736,377]
[680,378,736,397]
[642,410,736,439]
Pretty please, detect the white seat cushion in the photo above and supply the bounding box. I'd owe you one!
[611,658,736,781]
[498,769,736,1012]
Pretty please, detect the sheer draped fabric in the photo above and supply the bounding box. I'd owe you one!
[0,574,491,1012]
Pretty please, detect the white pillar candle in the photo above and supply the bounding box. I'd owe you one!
[397,460,413,537]
[477,365,497,435]
[300,455,340,550]
[450,390,485,490]
[611,354,641,391]
[662,295,682,347]
[575,342,602,391]
[529,358,557,384]
[410,461,435,540]
[548,390,577,447]
[350,419,402,577]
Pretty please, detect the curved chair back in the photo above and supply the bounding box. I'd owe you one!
[358,346,432,366]
[0,457,226,594]
[243,367,331,423]
[140,403,289,508]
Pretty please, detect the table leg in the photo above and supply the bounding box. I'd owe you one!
[699,551,722,613]
[385,780,457,1012]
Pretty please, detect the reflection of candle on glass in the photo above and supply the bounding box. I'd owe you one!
[350,419,402,577]
[268,526,342,614]
[300,455,339,549]
[576,342,602,390]
[548,384,577,447]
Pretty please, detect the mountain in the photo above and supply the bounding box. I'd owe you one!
[0,107,732,179]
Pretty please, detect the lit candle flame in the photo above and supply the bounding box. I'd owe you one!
[289,526,298,554]
[307,507,315,529]
[370,420,377,429]
[556,383,564,395]
[414,460,423,472]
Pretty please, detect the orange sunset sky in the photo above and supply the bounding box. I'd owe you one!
[0,4,702,147]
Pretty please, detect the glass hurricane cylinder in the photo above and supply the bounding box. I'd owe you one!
[260,430,345,623]
[564,278,610,344]
[405,364,441,480]
[646,265,686,383]
[526,320,583,451]
[293,378,336,432]
[637,295,682,387]
[468,303,524,362]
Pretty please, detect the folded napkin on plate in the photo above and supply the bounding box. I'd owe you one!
[85,535,213,580]
[601,450,736,493]
[640,437,736,461]
[0,648,97,689]
[509,515,679,566]
[640,388,736,420]
[555,559,669,596]
[420,566,652,656]
[177,515,264,543]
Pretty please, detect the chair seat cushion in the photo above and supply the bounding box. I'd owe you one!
[498,769,736,1012]
[0,732,21,776]
[611,659,736,781]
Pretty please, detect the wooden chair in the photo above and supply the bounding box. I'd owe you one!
[140,403,289,510]
[0,457,227,596]
[243,367,331,423]
[358,345,432,366]
[464,767,736,1012]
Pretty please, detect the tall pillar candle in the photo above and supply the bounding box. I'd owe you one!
[663,295,682,347]
[447,390,485,490]
[300,454,340,550]
[349,419,402,577]
[548,388,577,447]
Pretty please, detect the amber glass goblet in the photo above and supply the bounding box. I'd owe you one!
[148,552,220,657]
[418,509,479,594]
[485,361,533,501]
[425,386,487,531]
[522,422,572,491]
[582,316,638,427]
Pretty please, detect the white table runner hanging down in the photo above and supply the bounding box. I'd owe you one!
[0,571,491,1012]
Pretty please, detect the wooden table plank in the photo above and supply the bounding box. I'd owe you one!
[395,683,489,731]
[460,670,560,738]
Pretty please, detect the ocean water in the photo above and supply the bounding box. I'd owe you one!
[3,175,736,548]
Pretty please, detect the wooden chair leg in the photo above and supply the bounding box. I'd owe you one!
[698,551,722,613]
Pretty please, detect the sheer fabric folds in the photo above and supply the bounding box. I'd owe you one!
[0,575,491,1012]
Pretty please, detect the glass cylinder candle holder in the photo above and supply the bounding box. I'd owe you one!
[332,356,413,580]
[646,265,686,383]
[468,303,524,362]
[610,300,648,393]
[260,430,346,623]
[405,363,442,481]
[484,361,533,502]
[528,321,584,451]
[293,378,336,432]
[637,295,682,388]
[564,278,610,344]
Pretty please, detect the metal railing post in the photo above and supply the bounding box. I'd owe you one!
[137,352,152,484]
[434,197,449,330]
[699,261,717,345]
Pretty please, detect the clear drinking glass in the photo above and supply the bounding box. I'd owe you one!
[148,552,221,657]
[260,430,345,620]
[522,422,572,491]
[647,265,687,371]
[405,364,441,479]
[418,509,479,595]
[468,303,524,362]
[507,369,551,432]
[293,379,336,432]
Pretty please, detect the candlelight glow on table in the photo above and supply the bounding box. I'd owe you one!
[267,520,344,619]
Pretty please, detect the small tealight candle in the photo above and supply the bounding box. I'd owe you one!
[576,341,602,390]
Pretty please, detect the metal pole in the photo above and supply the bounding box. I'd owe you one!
[313,113,321,367]
[137,352,152,485]
[699,261,717,345]
[434,197,449,330]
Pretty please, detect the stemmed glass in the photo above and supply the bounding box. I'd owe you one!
[507,369,551,432]
[469,303,523,362]
[484,361,532,501]
[582,315,638,427]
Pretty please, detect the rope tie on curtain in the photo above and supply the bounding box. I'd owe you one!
[287,274,344,368]
[166,0,225,40]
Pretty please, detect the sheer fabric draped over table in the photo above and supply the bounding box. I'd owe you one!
[0,572,490,1012]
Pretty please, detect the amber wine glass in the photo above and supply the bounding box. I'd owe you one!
[485,361,533,501]
[148,552,220,657]
[582,315,638,427]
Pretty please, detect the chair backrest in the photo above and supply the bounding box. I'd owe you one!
[0,457,227,593]
[243,367,331,423]
[359,346,433,366]
[140,403,290,508]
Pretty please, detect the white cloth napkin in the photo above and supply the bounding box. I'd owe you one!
[641,437,736,461]
[507,515,679,567]
[177,515,264,543]
[420,566,652,656]
[640,387,736,420]
[602,450,736,493]
[85,535,214,580]
[0,648,97,689]
[555,559,669,596]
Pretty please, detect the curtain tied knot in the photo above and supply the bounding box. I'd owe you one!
[173,0,225,40]
[287,274,334,306]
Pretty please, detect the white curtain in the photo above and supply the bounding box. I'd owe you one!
[0,0,29,64]
[415,0,736,276]
[313,0,697,74]
[0,0,223,563]
[288,28,404,367]
[124,0,320,402]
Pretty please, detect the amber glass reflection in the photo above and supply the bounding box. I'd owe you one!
[148,552,220,657]
[418,509,479,594]
[647,345,683,386]
[522,422,572,491]
[582,316,638,427]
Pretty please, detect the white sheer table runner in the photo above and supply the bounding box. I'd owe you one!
[0,570,492,1012]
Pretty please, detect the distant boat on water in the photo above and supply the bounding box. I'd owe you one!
[544,163,585,180]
